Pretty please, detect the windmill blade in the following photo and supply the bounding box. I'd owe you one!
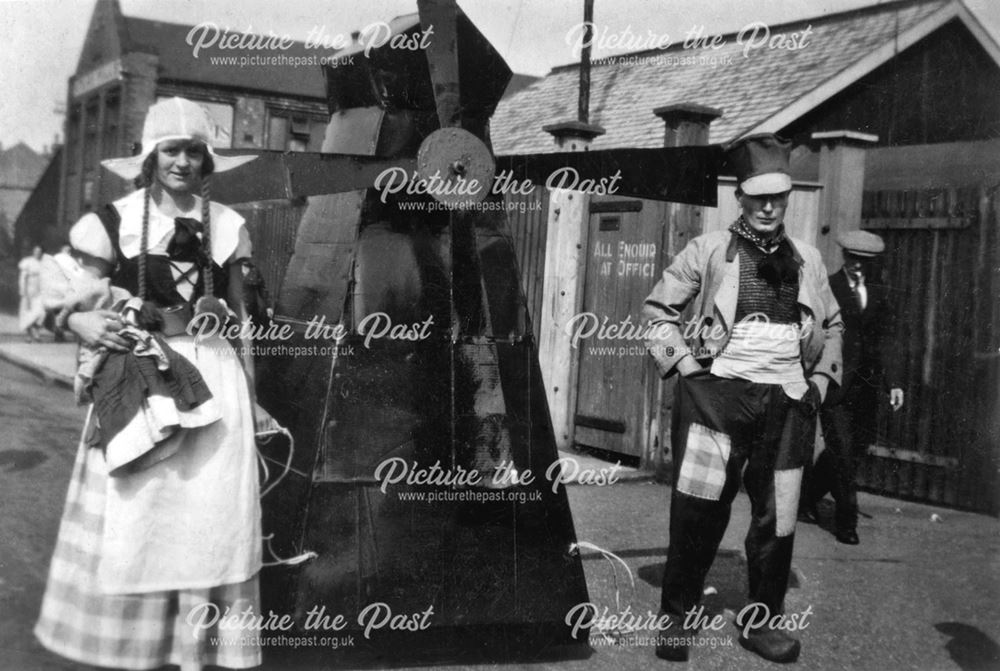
[497,145,723,206]
[203,143,719,208]
[206,150,416,204]
[418,0,462,128]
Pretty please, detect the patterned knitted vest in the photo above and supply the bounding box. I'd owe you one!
[734,235,799,324]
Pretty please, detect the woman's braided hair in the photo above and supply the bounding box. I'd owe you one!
[139,185,151,300]
[201,179,213,297]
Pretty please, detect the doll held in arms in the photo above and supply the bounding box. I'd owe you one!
[41,233,223,477]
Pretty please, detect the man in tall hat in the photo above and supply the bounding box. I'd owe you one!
[642,133,843,664]
[801,231,904,545]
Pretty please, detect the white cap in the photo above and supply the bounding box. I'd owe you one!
[101,97,254,180]
[69,214,114,262]
[741,172,793,196]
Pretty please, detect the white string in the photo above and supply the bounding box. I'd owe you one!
[256,426,296,498]
[260,532,317,568]
[253,409,315,567]
[256,447,270,487]
[570,540,641,641]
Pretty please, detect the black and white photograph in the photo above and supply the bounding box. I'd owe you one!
[1,0,999,669]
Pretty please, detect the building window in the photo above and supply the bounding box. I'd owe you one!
[82,179,94,212]
[267,115,288,151]
[83,98,99,174]
[267,110,325,152]
[67,104,81,175]
[157,97,234,148]
[101,87,121,159]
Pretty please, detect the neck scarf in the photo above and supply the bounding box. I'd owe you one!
[730,216,787,252]
[730,217,799,286]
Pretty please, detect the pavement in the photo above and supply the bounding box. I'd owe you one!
[0,323,75,390]
[2,311,1000,671]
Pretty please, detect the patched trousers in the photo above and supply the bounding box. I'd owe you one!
[661,373,815,619]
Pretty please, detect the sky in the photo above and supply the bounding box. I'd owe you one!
[1,0,999,153]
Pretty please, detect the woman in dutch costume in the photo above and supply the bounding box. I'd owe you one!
[35,97,262,671]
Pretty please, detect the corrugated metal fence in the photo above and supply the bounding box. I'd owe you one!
[233,200,306,309]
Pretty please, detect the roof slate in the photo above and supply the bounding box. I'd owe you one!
[492,0,950,154]
[124,17,327,100]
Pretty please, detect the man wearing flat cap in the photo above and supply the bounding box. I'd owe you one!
[642,133,843,664]
[801,230,903,545]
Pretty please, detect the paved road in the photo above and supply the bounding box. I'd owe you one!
[2,359,999,671]
[0,362,88,670]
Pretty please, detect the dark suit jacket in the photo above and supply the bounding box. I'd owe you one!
[828,269,899,398]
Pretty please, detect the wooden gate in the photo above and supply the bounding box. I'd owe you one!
[858,157,1000,513]
[568,197,666,459]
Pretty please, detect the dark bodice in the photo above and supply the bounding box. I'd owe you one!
[96,203,229,308]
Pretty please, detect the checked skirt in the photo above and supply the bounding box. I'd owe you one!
[34,434,262,670]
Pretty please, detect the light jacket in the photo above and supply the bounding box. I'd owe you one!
[642,229,844,386]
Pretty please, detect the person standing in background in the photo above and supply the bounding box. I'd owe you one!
[800,230,904,545]
[18,245,44,342]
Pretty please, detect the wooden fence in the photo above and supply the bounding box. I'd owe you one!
[858,182,1000,513]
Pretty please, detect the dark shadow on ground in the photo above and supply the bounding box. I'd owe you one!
[935,622,1000,671]
[0,448,48,471]
[634,549,779,618]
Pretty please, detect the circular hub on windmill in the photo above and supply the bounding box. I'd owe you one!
[416,127,495,207]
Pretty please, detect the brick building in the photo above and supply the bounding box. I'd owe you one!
[58,0,329,232]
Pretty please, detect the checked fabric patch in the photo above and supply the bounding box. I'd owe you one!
[677,423,731,500]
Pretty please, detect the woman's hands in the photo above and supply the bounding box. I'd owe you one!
[67,310,129,351]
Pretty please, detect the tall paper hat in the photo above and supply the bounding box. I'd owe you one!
[725,133,793,196]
